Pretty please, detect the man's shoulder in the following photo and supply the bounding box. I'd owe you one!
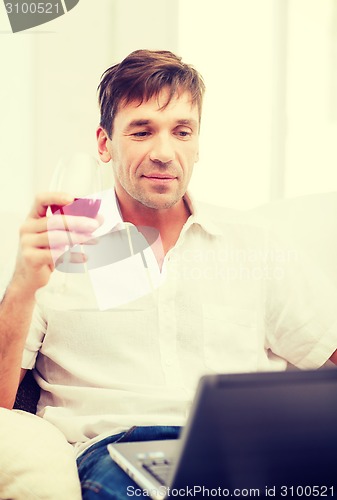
[193,199,269,239]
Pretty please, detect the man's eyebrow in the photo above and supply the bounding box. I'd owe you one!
[125,119,151,131]
[176,119,198,127]
[124,118,198,131]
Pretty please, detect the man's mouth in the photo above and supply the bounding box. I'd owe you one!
[142,174,177,182]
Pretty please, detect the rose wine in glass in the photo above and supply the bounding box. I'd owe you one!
[48,153,103,275]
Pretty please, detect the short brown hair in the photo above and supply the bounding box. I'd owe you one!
[97,49,206,138]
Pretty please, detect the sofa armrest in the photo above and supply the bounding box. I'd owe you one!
[13,370,40,414]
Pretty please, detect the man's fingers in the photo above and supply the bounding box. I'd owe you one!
[21,230,98,250]
[53,249,86,263]
[69,252,87,263]
[21,214,100,235]
[47,214,100,233]
[20,247,54,269]
[16,193,103,287]
[29,192,74,219]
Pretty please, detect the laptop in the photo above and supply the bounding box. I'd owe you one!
[108,369,337,499]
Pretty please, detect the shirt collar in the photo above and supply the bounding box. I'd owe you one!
[183,192,223,236]
[96,189,223,237]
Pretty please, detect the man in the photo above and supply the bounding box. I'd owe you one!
[1,49,337,499]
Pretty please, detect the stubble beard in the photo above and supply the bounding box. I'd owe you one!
[121,175,185,210]
[131,185,183,210]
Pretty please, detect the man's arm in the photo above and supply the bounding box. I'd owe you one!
[0,285,35,408]
[0,193,99,409]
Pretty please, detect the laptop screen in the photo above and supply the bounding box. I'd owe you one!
[170,369,337,491]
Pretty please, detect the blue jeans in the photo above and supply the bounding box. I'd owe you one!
[77,426,181,499]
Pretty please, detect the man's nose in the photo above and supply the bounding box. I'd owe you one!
[149,135,175,164]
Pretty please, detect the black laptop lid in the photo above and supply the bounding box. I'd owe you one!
[170,369,337,493]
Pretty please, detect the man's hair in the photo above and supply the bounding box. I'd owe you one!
[97,49,206,138]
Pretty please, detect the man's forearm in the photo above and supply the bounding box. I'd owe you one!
[0,282,35,408]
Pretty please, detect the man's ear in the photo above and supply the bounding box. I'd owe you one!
[97,127,112,163]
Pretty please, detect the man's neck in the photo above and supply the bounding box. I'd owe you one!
[116,192,191,256]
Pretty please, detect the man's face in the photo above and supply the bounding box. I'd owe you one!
[98,89,200,211]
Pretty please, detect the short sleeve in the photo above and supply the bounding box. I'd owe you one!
[265,239,337,369]
[21,303,47,369]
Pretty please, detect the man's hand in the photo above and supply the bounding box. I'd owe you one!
[11,192,101,297]
[0,191,102,409]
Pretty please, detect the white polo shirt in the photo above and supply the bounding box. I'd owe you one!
[22,190,337,456]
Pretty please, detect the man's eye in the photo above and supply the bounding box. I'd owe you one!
[176,130,192,138]
[132,131,150,137]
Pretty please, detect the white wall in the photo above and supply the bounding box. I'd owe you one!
[285,0,337,197]
[0,33,35,213]
[179,0,337,207]
[178,0,274,209]
[0,17,36,289]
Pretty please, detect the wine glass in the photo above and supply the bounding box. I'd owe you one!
[48,152,103,274]
[49,152,103,199]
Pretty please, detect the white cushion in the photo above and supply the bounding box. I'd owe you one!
[0,409,81,500]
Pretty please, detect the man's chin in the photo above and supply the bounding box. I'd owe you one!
[137,194,181,211]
